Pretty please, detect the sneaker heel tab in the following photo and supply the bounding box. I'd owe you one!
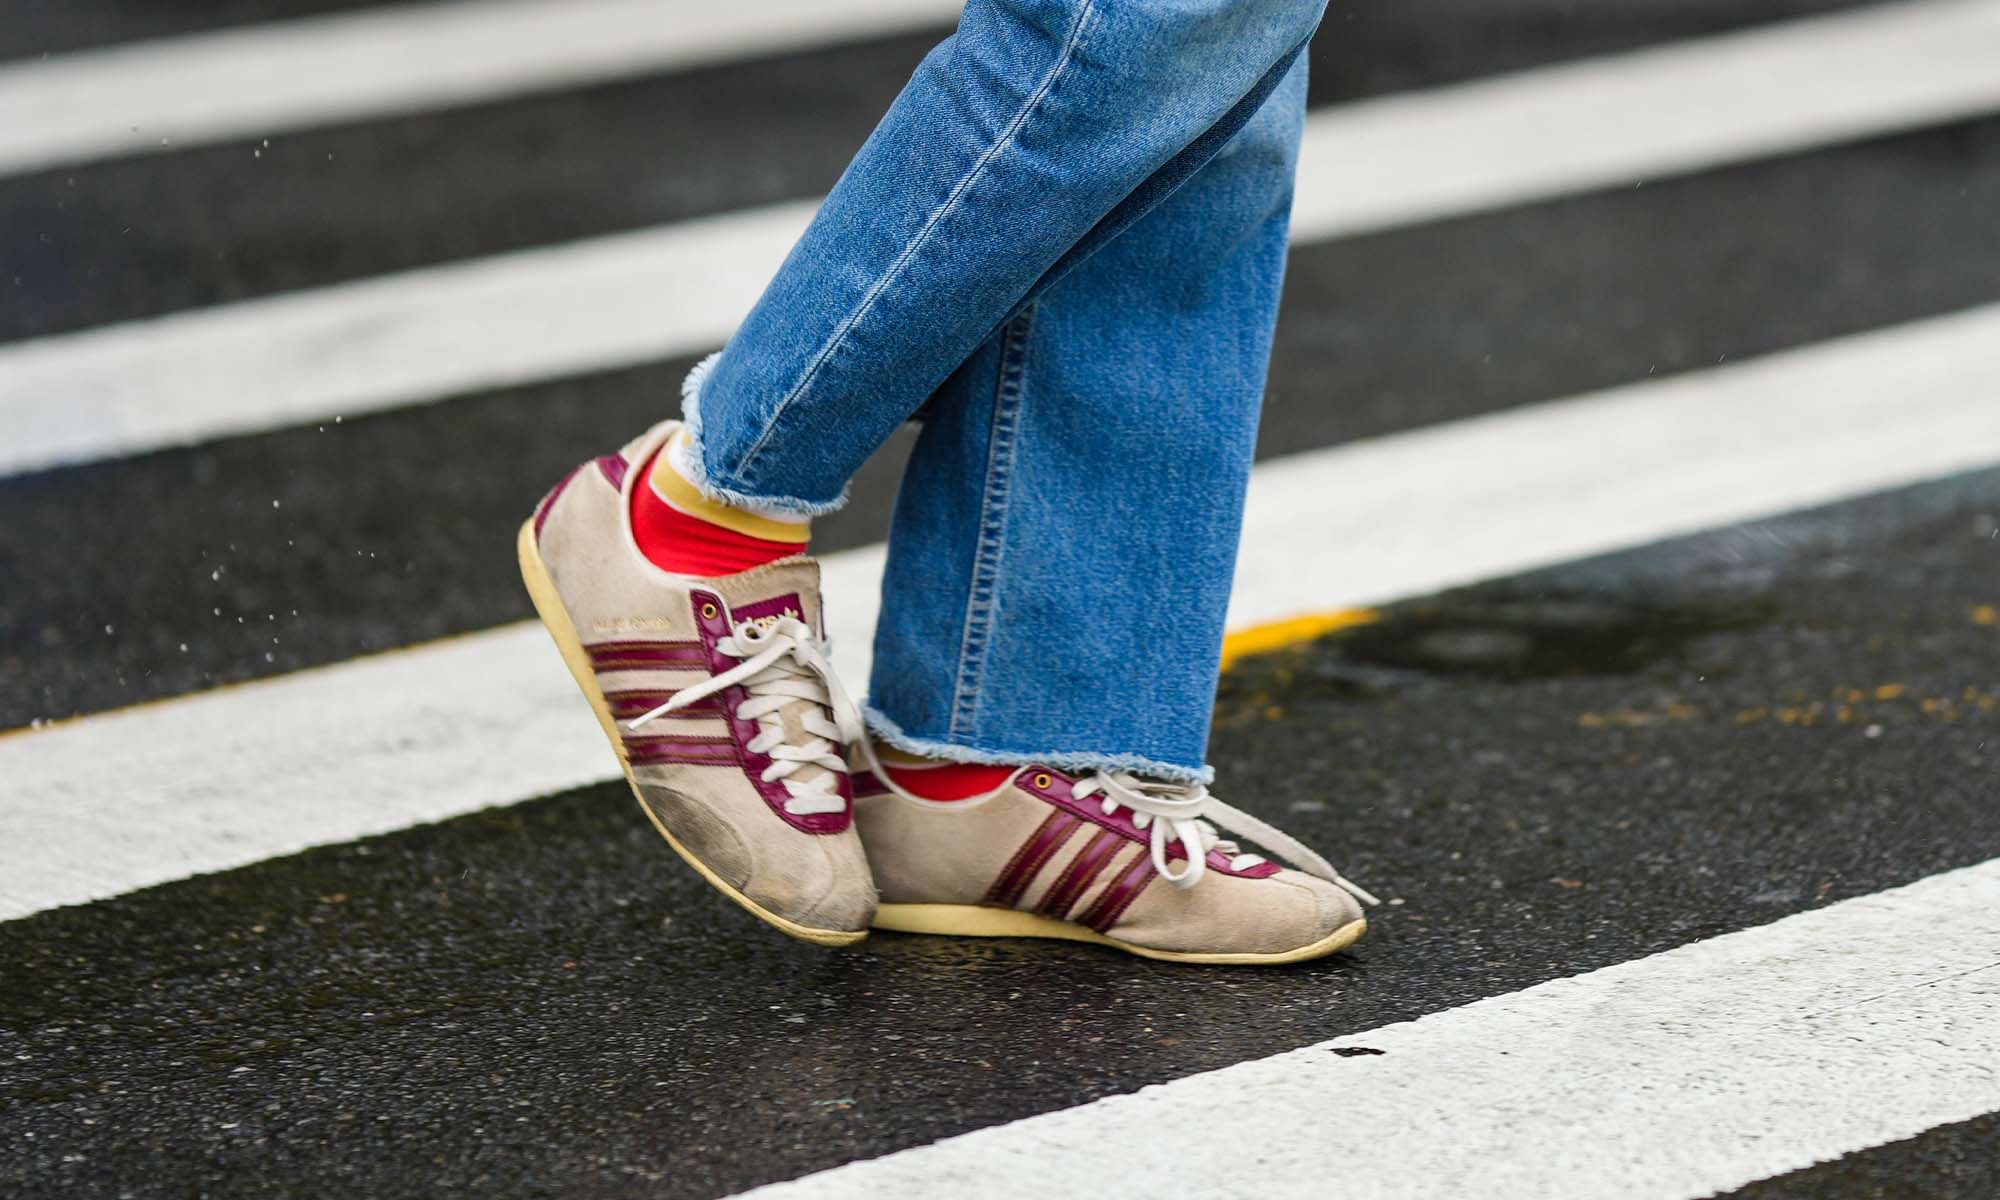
[617,417,684,467]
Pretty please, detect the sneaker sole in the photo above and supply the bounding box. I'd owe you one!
[516,519,867,948]
[872,902,1366,965]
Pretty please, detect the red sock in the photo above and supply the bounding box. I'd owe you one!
[630,446,807,576]
[881,760,1018,800]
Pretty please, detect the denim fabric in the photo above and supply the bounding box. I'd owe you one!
[685,0,1320,781]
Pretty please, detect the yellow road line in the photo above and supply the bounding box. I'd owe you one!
[1219,609,1378,672]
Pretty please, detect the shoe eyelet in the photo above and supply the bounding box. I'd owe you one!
[1032,773,1052,790]
[700,602,719,620]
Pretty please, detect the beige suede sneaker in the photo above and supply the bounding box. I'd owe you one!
[518,420,875,946]
[853,751,1375,965]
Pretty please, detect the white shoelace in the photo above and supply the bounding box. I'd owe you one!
[1072,773,1381,904]
[624,616,863,817]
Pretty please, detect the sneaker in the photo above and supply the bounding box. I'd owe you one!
[518,419,875,946]
[853,751,1375,965]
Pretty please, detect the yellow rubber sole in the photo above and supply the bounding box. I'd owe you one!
[873,903,1367,966]
[516,519,866,948]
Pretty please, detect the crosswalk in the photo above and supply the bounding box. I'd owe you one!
[2,0,1997,1196]
[8,0,2000,477]
[0,0,961,176]
[9,302,2000,921]
[748,861,2000,1199]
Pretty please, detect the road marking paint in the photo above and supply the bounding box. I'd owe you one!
[0,201,812,476]
[4,305,1998,920]
[733,858,2000,1200]
[1287,0,2000,242]
[0,539,858,921]
[0,0,961,178]
[1217,610,1377,671]
[1227,302,2000,626]
[7,0,2000,476]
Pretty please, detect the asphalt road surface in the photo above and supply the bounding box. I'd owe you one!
[2,1,1997,1197]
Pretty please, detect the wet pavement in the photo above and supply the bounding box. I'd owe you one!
[4,0,1996,1194]
[7,111,1999,727]
[1735,1111,2000,1200]
[2,0,1886,341]
[4,467,1995,1198]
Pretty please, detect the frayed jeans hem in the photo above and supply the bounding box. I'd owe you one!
[679,352,851,519]
[861,704,1215,786]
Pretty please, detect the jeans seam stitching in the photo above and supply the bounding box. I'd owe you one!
[948,306,1035,739]
[729,0,1097,484]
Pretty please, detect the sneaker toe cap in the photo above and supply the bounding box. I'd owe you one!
[1307,875,1368,940]
[1266,869,1366,954]
[749,829,877,935]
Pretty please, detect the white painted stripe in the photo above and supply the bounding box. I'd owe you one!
[7,0,2000,477]
[733,859,2000,1200]
[0,203,814,476]
[4,304,1998,921]
[1227,301,2000,625]
[1286,0,2000,242]
[0,0,961,178]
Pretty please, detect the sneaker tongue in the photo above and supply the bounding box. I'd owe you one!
[708,557,824,639]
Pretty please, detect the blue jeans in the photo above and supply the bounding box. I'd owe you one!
[682,0,1321,783]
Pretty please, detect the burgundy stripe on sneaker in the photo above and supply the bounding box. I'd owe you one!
[1036,829,1125,920]
[985,811,1082,909]
[603,689,722,719]
[1078,854,1156,933]
[596,454,630,490]
[624,735,738,766]
[587,640,709,670]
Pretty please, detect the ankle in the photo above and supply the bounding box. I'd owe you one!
[876,745,1017,801]
[630,432,809,576]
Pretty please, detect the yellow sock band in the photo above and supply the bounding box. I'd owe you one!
[652,433,811,544]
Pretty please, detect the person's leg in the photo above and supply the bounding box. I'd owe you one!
[853,62,1375,964]
[679,0,1328,516]
[523,0,1354,953]
[868,56,1310,785]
